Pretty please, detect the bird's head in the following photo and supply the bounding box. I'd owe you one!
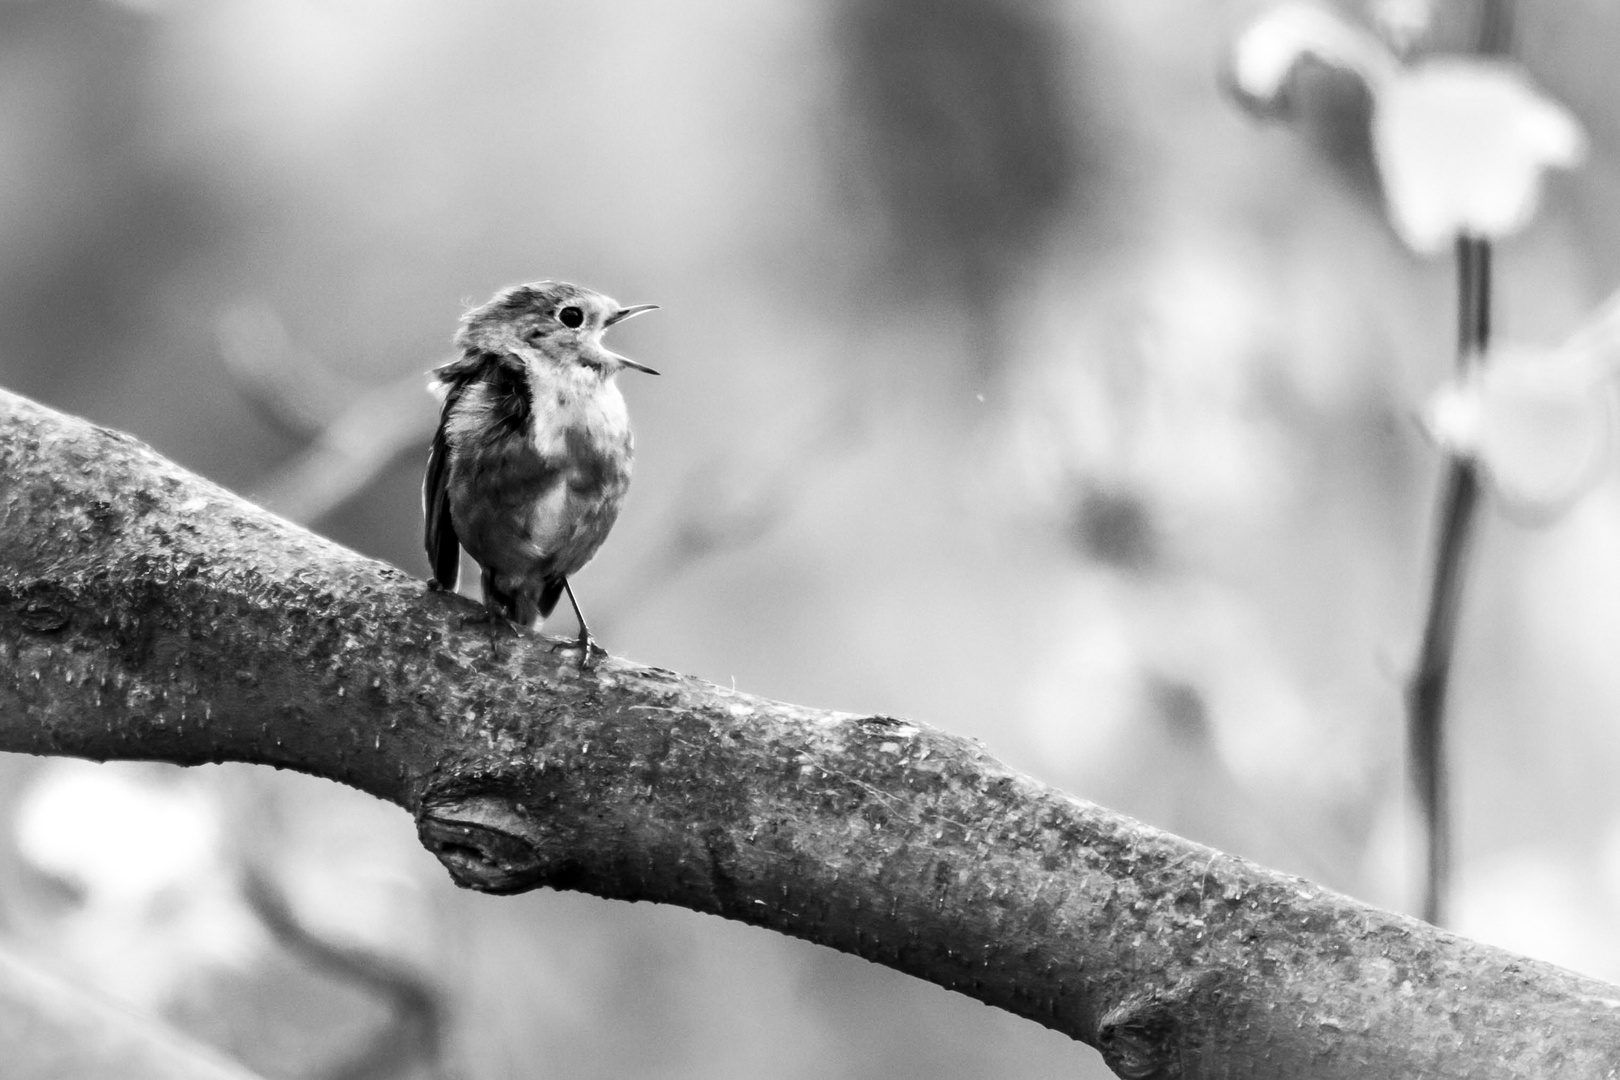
[456,280,660,377]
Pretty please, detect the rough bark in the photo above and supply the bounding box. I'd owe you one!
[1,387,1617,1079]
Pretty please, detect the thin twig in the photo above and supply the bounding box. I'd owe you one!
[593,402,867,626]
[241,868,445,1080]
[1478,0,1516,56]
[216,301,432,525]
[216,302,363,440]
[252,373,430,525]
[1407,235,1491,926]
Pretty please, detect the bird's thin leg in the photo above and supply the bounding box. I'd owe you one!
[557,579,606,664]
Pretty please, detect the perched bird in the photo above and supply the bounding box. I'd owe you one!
[424,280,659,656]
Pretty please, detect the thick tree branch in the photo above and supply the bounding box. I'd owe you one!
[1,388,1617,1079]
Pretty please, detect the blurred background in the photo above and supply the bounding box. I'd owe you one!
[4,0,1620,1077]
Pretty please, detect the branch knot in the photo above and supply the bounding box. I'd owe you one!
[417,796,547,895]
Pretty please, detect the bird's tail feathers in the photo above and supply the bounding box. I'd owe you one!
[538,578,566,620]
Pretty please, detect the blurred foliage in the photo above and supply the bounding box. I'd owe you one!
[835,0,1081,322]
[5,0,1620,1077]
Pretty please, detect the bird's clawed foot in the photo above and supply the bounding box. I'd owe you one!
[551,579,607,669]
[550,631,608,669]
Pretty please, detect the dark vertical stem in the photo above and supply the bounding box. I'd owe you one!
[1478,0,1516,56]
[1407,236,1490,926]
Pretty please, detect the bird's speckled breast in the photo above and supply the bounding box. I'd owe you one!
[446,370,632,584]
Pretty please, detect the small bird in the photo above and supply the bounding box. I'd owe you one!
[424,280,658,657]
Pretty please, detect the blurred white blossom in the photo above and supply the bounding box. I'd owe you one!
[13,761,265,1011]
[1368,0,1433,51]
[1375,61,1586,252]
[1233,2,1586,252]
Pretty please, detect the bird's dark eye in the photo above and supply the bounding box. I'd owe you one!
[557,306,585,329]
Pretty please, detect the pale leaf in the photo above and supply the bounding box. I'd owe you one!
[1423,344,1614,518]
[1229,1,1397,111]
[1561,286,1620,368]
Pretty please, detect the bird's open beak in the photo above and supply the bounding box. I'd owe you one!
[616,356,661,376]
[592,346,660,375]
[605,303,659,326]
[603,304,660,373]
